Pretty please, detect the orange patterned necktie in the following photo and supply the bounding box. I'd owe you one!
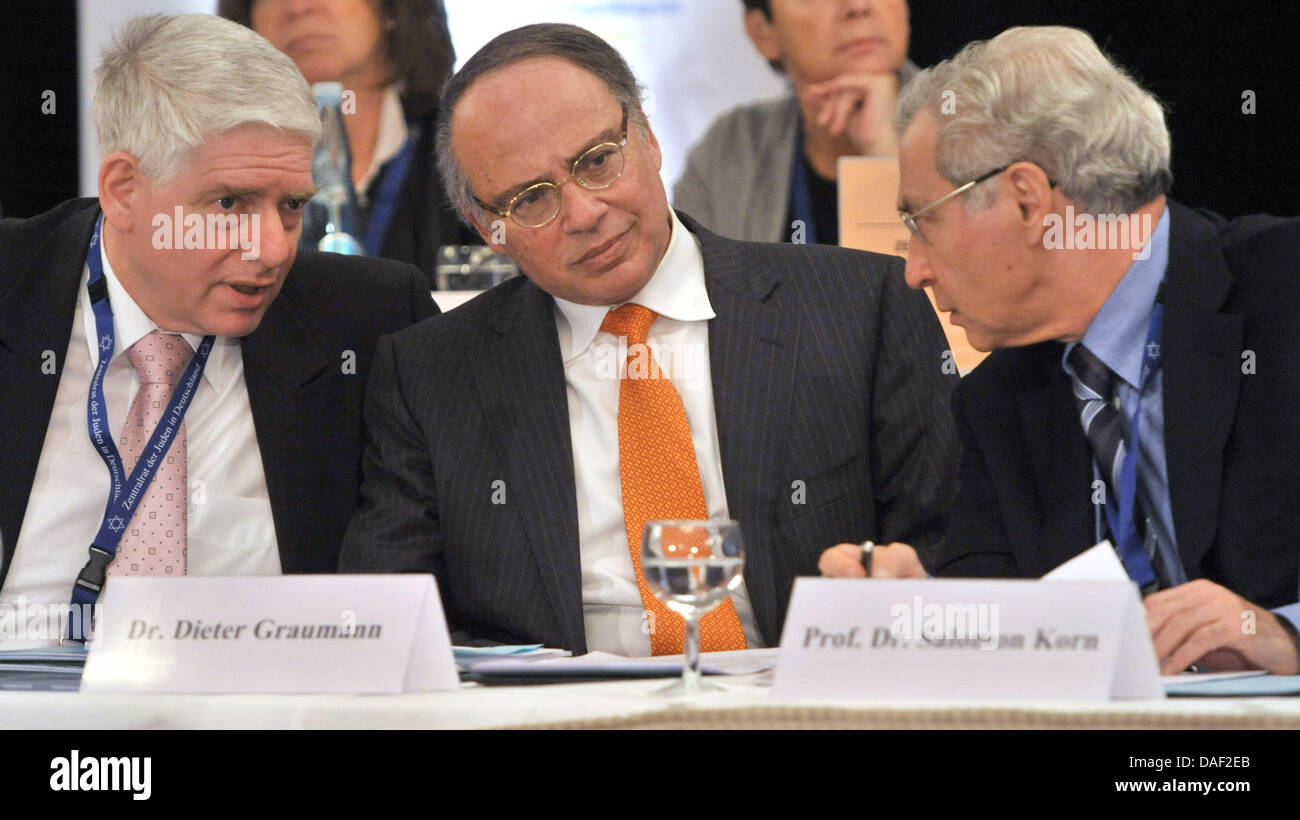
[599,303,746,655]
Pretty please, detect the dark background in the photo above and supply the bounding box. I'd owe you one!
[0,1,79,220]
[1,1,1297,219]
[908,0,1300,217]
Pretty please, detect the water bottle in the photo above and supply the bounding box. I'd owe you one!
[301,82,364,255]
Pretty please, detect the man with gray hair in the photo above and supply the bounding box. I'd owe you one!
[0,14,435,645]
[819,26,1300,676]
[340,23,959,655]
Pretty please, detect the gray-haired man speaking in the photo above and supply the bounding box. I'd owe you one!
[0,14,435,646]
[819,26,1300,676]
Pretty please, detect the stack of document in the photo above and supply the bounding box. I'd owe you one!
[453,644,571,676]
[0,646,87,691]
[1163,670,1300,696]
[466,648,779,685]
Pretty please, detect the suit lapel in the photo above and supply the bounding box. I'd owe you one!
[241,298,333,389]
[473,281,586,652]
[1018,346,1094,575]
[0,205,98,584]
[240,294,334,572]
[688,215,798,643]
[1161,203,1243,579]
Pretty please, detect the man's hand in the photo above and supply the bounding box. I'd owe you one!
[800,72,900,156]
[1145,579,1300,675]
[817,542,926,578]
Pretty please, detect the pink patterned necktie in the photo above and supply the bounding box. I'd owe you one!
[106,331,193,576]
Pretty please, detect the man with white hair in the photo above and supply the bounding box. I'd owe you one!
[0,14,435,644]
[820,26,1300,676]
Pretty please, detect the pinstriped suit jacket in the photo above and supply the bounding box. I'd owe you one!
[339,213,959,652]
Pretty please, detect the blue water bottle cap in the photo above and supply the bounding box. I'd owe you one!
[311,81,344,106]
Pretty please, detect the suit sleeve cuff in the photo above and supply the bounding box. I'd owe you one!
[1273,603,1300,630]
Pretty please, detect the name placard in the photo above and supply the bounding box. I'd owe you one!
[773,573,1162,701]
[80,575,458,694]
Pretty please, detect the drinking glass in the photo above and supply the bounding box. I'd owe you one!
[435,245,519,290]
[641,519,745,696]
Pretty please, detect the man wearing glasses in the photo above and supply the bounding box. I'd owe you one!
[339,23,959,655]
[824,26,1300,676]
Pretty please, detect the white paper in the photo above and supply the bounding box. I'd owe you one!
[1044,542,1165,699]
[1161,670,1267,684]
[471,648,778,678]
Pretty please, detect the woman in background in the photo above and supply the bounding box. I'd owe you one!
[221,0,479,287]
[674,0,914,246]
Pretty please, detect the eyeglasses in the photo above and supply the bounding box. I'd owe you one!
[899,164,1009,240]
[474,109,629,229]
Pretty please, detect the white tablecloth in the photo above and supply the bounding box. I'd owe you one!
[4,674,1299,730]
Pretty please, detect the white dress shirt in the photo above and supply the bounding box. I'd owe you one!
[553,211,762,656]
[0,240,280,646]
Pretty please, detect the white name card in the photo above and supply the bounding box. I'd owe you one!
[80,575,458,694]
[773,562,1162,701]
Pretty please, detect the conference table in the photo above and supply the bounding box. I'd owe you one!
[4,668,1298,730]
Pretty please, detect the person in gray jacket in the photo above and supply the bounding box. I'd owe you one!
[674,0,915,245]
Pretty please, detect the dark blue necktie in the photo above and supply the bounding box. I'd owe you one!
[1068,344,1158,588]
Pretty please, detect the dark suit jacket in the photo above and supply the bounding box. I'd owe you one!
[0,198,438,587]
[339,212,960,652]
[932,202,1300,608]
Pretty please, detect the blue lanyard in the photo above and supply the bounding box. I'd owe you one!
[66,216,214,639]
[363,134,417,257]
[1100,295,1165,588]
[789,126,819,246]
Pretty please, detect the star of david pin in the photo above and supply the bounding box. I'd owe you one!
[107,516,125,532]
[100,335,113,351]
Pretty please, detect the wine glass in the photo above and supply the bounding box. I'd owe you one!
[641,519,745,695]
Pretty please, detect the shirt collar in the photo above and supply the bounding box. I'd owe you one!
[552,210,713,363]
[1063,206,1170,390]
[356,85,410,203]
[82,236,238,393]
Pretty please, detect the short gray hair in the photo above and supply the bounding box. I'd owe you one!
[897,26,1171,215]
[435,23,647,223]
[93,14,322,185]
